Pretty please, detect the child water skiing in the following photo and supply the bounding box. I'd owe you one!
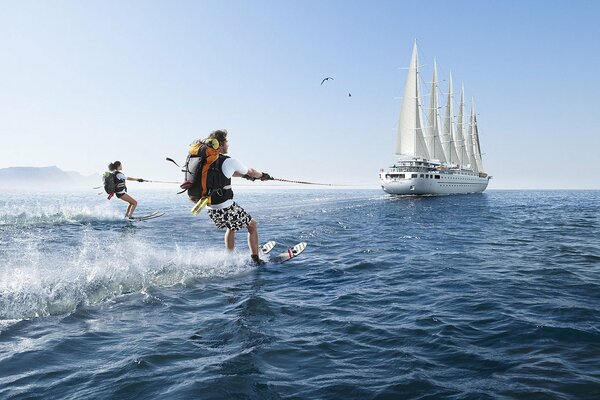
[107,161,145,219]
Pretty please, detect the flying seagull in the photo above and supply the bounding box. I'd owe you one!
[321,77,334,85]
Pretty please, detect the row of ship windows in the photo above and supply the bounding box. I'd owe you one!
[388,174,441,180]
[387,174,476,181]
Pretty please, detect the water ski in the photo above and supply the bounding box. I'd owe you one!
[273,242,307,263]
[261,242,307,264]
[129,211,164,221]
[261,241,276,255]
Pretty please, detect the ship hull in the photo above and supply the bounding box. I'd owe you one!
[379,170,489,195]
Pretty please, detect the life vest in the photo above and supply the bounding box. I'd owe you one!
[181,138,233,205]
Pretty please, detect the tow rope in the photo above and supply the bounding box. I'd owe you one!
[269,177,334,186]
[142,180,182,184]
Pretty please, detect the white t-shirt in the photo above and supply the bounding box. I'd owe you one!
[207,157,248,209]
[221,157,248,179]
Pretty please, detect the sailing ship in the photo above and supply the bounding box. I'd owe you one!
[379,42,491,195]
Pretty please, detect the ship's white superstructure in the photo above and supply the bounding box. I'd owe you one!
[380,42,491,195]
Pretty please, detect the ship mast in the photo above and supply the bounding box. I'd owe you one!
[426,59,446,163]
[456,85,467,168]
[470,99,484,173]
[442,74,460,165]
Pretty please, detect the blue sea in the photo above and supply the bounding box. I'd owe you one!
[1,189,599,399]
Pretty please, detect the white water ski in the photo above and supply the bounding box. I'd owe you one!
[271,242,307,264]
[261,241,276,255]
[129,211,164,221]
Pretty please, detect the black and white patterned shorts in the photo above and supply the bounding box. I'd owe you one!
[207,202,252,231]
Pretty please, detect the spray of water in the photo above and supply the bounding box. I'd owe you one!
[0,199,121,225]
[1,236,252,322]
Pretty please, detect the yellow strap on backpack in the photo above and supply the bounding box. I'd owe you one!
[189,138,219,156]
[191,196,211,216]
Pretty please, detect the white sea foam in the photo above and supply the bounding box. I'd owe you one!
[0,199,121,225]
[0,234,252,323]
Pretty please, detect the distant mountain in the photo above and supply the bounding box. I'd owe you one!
[0,166,100,190]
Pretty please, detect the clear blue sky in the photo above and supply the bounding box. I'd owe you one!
[1,0,599,189]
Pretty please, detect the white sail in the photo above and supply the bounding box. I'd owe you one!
[464,93,475,170]
[426,59,446,162]
[467,100,479,173]
[395,42,430,159]
[442,74,460,165]
[455,85,467,168]
[470,99,484,173]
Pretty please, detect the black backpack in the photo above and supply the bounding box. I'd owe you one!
[103,171,118,196]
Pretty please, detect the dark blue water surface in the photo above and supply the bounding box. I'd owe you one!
[1,189,599,399]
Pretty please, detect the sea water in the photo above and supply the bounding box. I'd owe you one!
[1,189,599,399]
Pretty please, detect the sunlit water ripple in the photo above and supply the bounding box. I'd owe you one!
[1,189,599,399]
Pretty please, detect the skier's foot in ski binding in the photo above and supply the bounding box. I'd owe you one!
[251,254,266,265]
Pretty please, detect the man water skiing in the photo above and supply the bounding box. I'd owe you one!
[191,129,271,265]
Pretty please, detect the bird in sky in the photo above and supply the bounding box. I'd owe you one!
[321,77,334,85]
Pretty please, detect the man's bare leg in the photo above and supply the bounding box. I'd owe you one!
[225,229,235,252]
[247,219,259,255]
